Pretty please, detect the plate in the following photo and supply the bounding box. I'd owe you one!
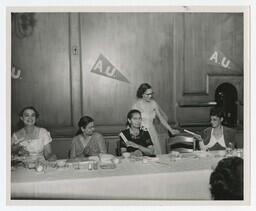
[180,153,198,159]
[100,163,116,169]
[193,151,210,158]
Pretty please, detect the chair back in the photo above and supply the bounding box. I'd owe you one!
[167,135,195,153]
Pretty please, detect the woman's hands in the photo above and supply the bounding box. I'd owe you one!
[170,129,180,135]
[126,141,154,156]
[126,141,140,149]
[12,143,29,157]
[131,150,143,157]
[193,134,204,142]
[193,134,207,151]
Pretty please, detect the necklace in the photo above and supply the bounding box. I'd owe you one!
[24,127,37,140]
[130,128,140,138]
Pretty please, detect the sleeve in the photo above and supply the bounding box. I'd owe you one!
[152,100,158,111]
[132,101,141,111]
[70,137,85,158]
[144,131,153,147]
[11,133,19,145]
[94,133,107,153]
[40,128,52,146]
[156,103,168,121]
[230,128,237,148]
[201,128,208,143]
[70,140,77,158]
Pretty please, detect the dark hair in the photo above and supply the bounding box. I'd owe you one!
[210,107,224,118]
[19,106,40,118]
[76,116,94,135]
[17,106,40,129]
[126,109,141,127]
[136,83,152,98]
[210,157,243,200]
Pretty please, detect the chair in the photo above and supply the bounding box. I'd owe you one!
[167,135,196,153]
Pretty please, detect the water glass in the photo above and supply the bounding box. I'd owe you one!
[73,162,80,170]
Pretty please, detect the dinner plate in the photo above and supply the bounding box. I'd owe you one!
[193,151,210,158]
[100,162,116,169]
[180,153,198,159]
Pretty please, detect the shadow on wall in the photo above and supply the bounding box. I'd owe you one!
[215,83,238,128]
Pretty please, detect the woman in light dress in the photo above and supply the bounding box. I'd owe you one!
[132,83,179,154]
[70,116,107,158]
[11,106,57,161]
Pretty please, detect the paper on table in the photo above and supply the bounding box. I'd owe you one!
[119,132,128,144]
[184,129,201,137]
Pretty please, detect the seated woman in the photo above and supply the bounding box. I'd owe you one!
[11,106,57,161]
[198,107,237,151]
[210,156,243,200]
[120,109,155,157]
[70,116,107,158]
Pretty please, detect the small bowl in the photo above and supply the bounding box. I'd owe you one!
[170,151,180,157]
[112,157,120,164]
[56,159,66,167]
[122,152,131,159]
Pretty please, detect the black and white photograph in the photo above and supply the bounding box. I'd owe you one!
[2,2,253,208]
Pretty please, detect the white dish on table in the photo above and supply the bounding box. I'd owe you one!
[193,151,210,158]
[122,152,131,159]
[56,159,66,167]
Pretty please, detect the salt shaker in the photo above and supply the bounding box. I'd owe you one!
[88,162,93,170]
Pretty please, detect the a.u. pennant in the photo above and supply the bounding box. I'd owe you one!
[91,54,129,83]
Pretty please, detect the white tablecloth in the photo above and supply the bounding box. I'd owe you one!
[11,153,224,200]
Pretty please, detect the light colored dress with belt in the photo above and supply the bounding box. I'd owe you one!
[11,127,52,161]
[132,99,162,154]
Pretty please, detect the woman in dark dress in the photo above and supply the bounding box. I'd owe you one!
[120,109,155,157]
[197,107,237,151]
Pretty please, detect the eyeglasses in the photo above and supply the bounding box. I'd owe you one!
[144,92,154,96]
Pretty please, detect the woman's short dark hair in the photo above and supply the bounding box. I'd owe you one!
[210,107,225,118]
[19,106,40,118]
[136,83,152,98]
[210,157,243,200]
[126,109,141,127]
[17,106,40,129]
[76,116,94,135]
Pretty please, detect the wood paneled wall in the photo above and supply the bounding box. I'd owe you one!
[80,13,176,127]
[175,13,243,126]
[11,12,244,140]
[11,13,72,131]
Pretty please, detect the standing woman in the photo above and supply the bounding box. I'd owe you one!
[11,106,57,161]
[132,83,179,154]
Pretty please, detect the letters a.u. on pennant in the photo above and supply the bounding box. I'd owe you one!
[91,54,129,83]
[208,49,240,71]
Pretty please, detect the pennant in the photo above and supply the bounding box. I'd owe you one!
[91,54,129,83]
[208,49,241,71]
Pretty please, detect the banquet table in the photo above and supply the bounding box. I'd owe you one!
[11,151,228,200]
